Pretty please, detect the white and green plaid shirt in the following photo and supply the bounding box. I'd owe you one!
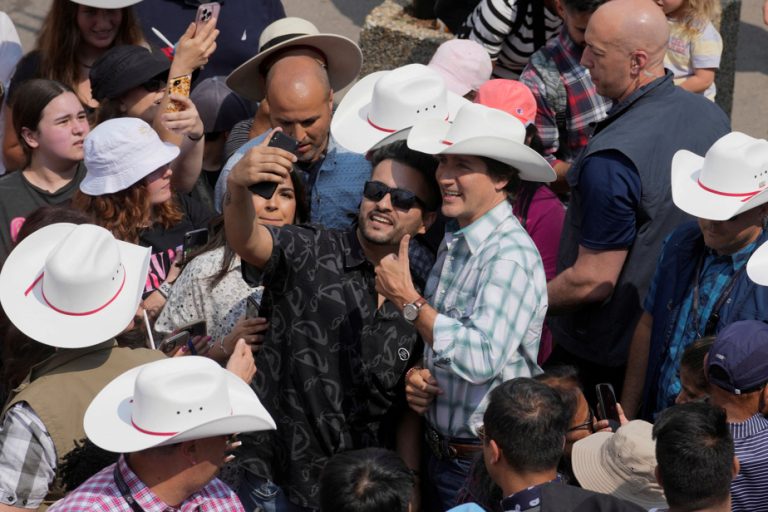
[425,200,547,438]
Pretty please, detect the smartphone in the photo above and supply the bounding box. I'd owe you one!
[158,331,190,355]
[596,383,620,423]
[178,319,207,338]
[248,131,300,199]
[195,2,220,30]
[166,74,192,113]
[246,295,260,319]
[182,228,209,264]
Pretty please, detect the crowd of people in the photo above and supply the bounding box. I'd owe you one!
[0,0,767,511]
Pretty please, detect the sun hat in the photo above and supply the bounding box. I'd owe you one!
[190,76,255,134]
[407,102,556,182]
[475,79,537,127]
[72,0,142,8]
[90,45,170,102]
[226,17,363,102]
[81,117,180,195]
[571,420,667,510]
[0,223,150,349]
[331,64,469,154]
[671,132,768,221]
[706,320,768,394]
[427,39,492,97]
[84,356,276,453]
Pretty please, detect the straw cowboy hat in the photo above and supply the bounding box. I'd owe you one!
[226,17,363,101]
[0,223,150,348]
[331,63,469,154]
[671,132,768,221]
[84,356,276,453]
[407,102,556,182]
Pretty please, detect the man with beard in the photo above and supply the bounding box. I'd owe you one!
[223,139,439,511]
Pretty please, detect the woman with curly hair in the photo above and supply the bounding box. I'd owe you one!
[3,0,145,171]
[73,116,212,318]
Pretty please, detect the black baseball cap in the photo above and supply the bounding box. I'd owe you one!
[90,45,171,102]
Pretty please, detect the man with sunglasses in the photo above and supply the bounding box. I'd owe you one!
[224,138,439,511]
[621,132,768,421]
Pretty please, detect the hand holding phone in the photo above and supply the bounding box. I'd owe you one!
[158,331,190,355]
[248,131,299,199]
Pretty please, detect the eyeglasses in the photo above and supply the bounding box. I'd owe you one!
[567,407,595,434]
[142,78,167,93]
[363,181,427,211]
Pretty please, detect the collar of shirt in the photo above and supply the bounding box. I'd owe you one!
[703,236,760,271]
[456,200,514,254]
[341,226,368,269]
[117,455,207,512]
[729,413,768,440]
[606,70,673,119]
[501,477,562,511]
[558,28,584,62]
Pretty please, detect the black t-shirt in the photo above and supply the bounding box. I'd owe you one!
[240,225,422,509]
[0,164,86,268]
[139,193,213,294]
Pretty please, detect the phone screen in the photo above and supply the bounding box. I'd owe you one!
[183,229,209,264]
[596,383,620,422]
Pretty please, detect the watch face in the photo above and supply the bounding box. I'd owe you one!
[403,303,418,321]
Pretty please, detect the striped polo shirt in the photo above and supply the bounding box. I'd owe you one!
[730,413,768,512]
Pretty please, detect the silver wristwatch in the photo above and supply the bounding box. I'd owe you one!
[403,298,426,322]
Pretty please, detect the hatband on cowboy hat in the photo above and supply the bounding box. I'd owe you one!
[571,420,667,510]
[226,17,363,101]
[0,223,150,349]
[331,64,469,154]
[84,356,276,453]
[407,102,556,182]
[671,132,768,221]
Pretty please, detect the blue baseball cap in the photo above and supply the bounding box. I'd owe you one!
[707,320,768,394]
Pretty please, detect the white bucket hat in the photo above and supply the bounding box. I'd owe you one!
[72,0,142,7]
[226,17,363,102]
[81,117,180,196]
[571,420,667,510]
[331,63,469,154]
[0,223,150,349]
[407,102,556,182]
[84,356,276,453]
[671,132,768,221]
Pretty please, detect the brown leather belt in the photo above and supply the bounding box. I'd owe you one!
[447,442,483,459]
[425,424,482,460]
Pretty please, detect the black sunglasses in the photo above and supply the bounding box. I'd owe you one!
[567,407,595,434]
[142,78,167,93]
[363,181,427,211]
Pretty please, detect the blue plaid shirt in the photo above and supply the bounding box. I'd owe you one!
[646,239,759,411]
[425,201,546,437]
[214,132,371,230]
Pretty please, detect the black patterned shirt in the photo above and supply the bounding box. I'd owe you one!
[239,225,422,509]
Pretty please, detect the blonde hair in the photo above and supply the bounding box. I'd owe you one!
[678,0,721,39]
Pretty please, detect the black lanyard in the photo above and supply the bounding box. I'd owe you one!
[114,464,146,512]
[691,249,751,338]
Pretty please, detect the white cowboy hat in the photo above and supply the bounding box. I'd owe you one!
[84,356,276,453]
[226,17,363,102]
[331,64,469,154]
[671,132,768,221]
[407,102,556,182]
[747,240,768,285]
[72,0,142,7]
[81,117,180,196]
[0,223,150,349]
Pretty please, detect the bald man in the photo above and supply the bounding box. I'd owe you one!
[214,54,370,228]
[544,0,730,404]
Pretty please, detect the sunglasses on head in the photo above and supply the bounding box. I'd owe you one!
[363,181,428,211]
[141,78,167,93]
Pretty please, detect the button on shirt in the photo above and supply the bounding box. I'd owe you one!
[646,240,758,411]
[425,201,547,437]
[214,132,371,229]
[48,455,244,512]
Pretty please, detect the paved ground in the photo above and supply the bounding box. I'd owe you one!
[3,0,767,137]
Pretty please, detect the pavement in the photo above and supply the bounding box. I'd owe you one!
[3,0,767,137]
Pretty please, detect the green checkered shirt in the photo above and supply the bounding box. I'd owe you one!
[425,200,547,437]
